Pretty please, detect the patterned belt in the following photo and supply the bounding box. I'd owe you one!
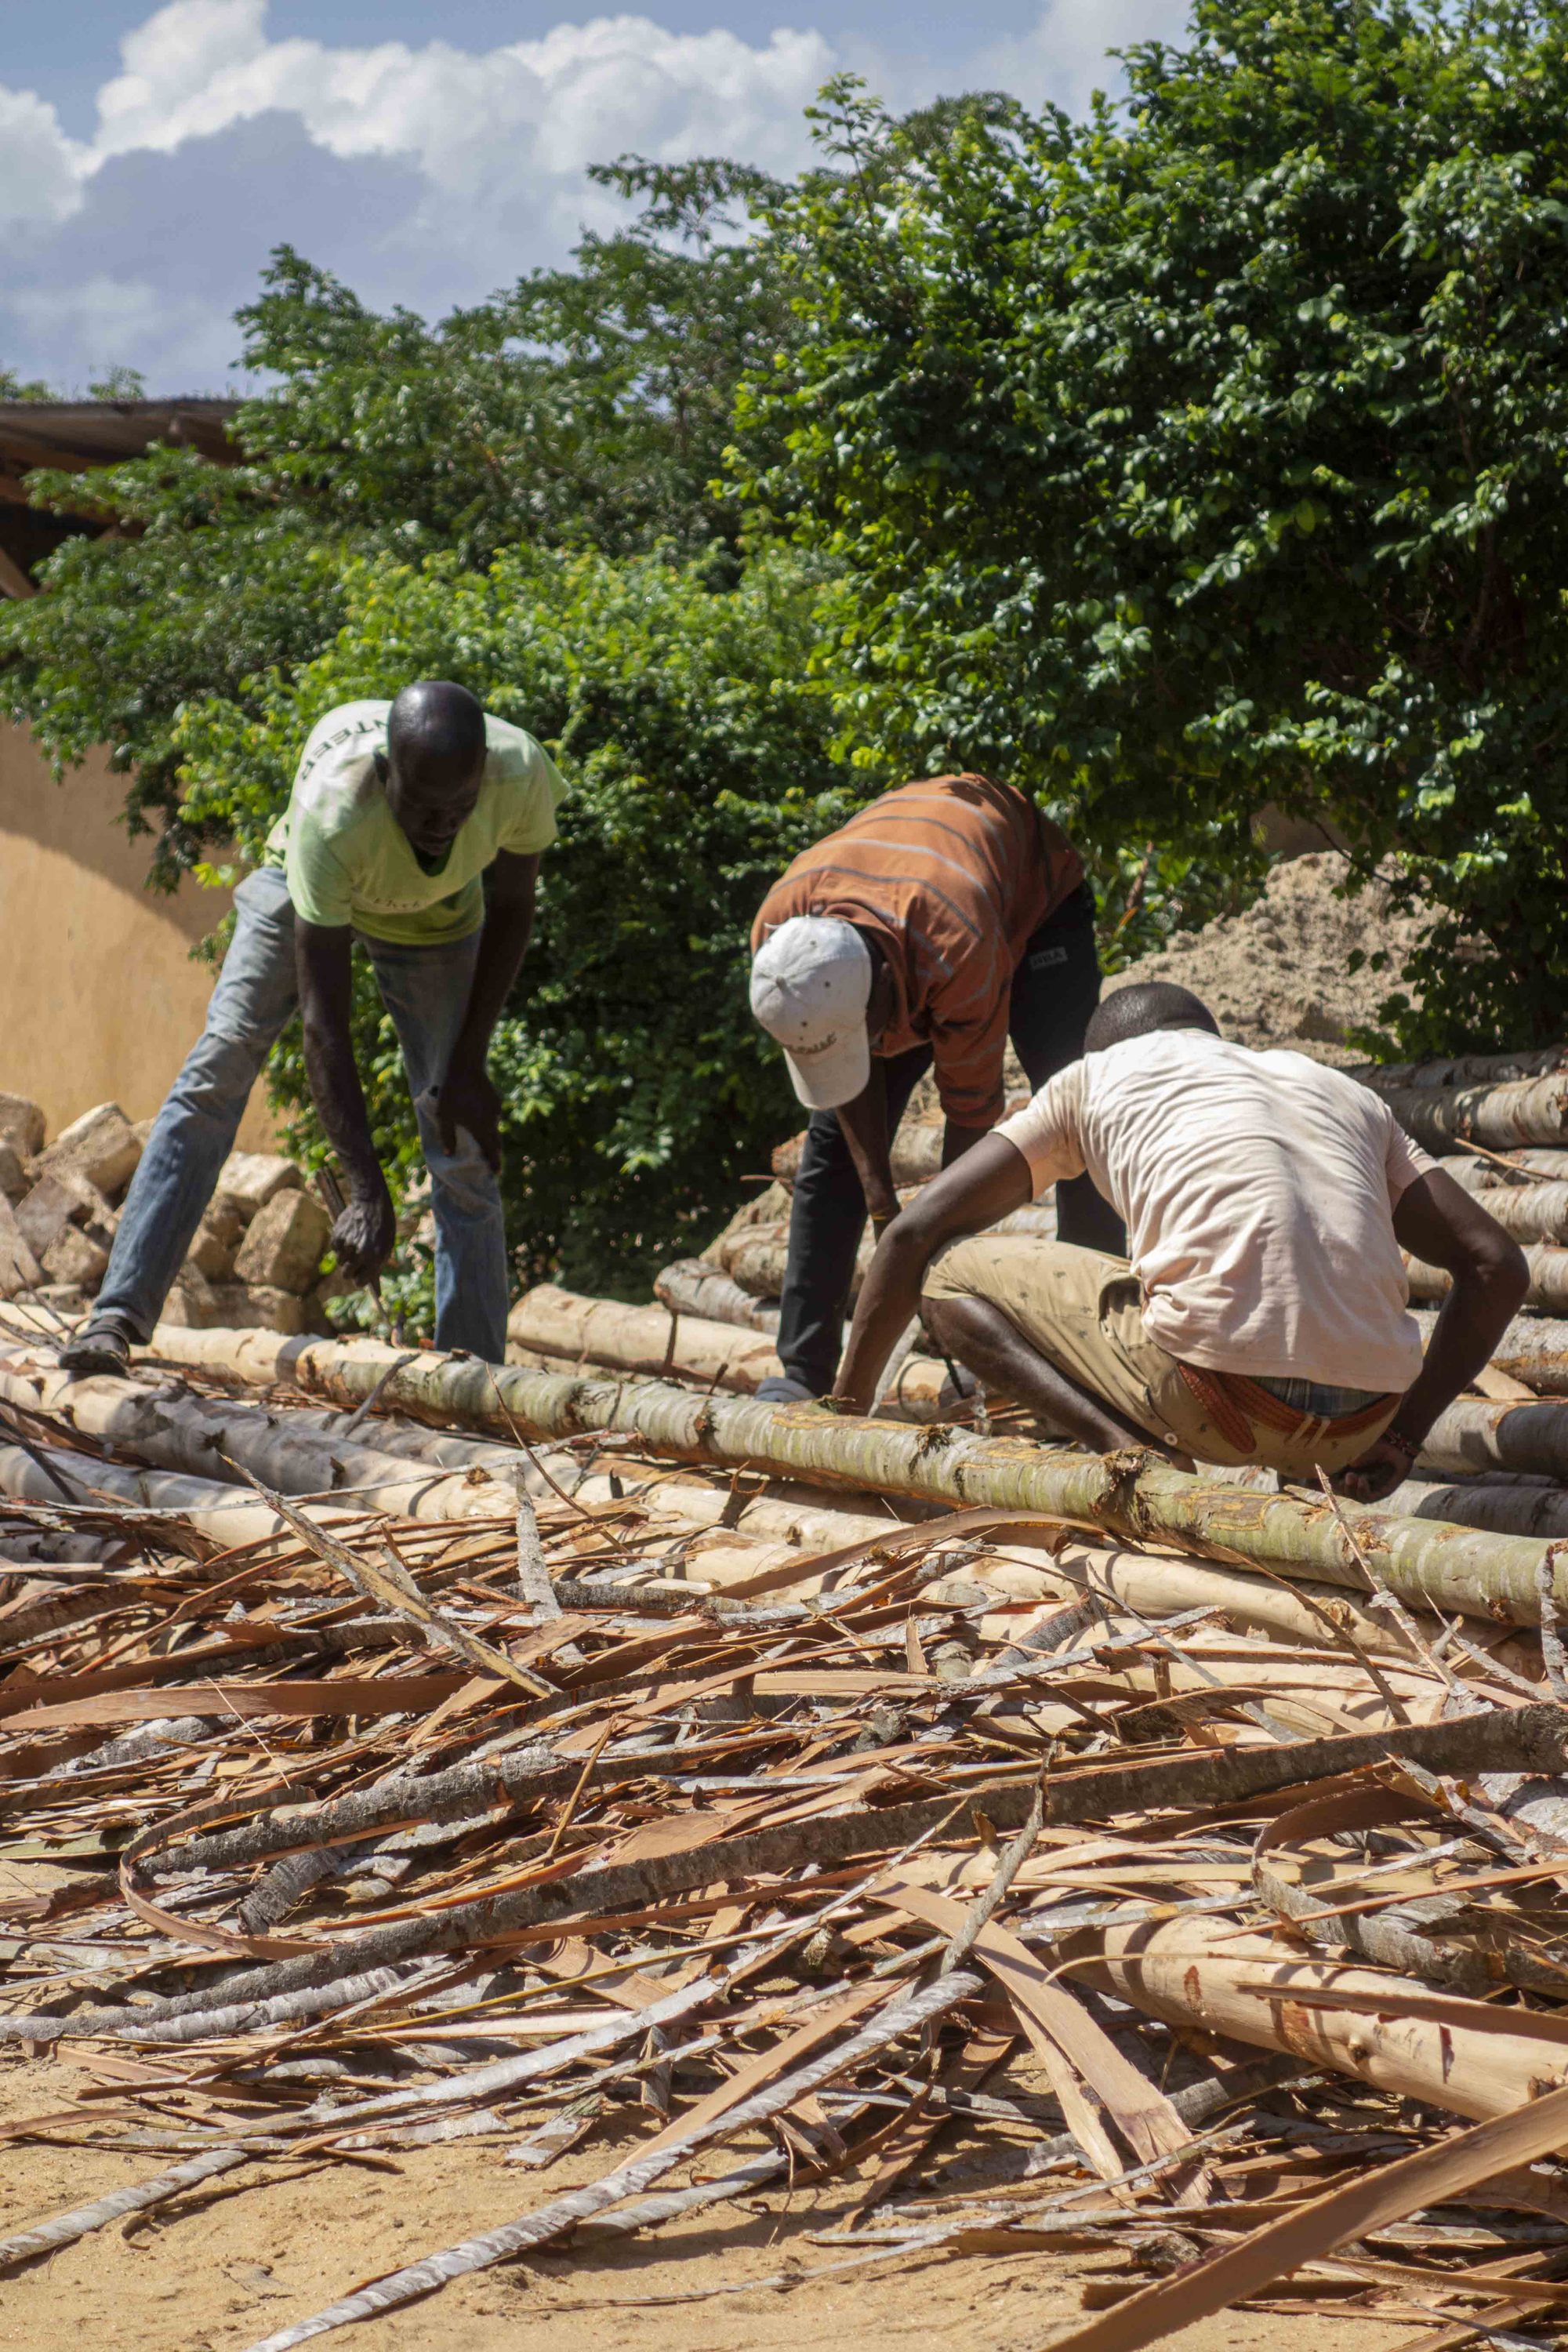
[1177,1363,1397,1456]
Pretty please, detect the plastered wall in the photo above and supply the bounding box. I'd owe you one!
[0,721,277,1146]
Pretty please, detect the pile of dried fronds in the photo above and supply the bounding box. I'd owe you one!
[2,1317,1568,2350]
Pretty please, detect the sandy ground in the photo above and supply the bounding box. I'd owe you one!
[0,2055,1418,2352]
[0,1998,1414,2352]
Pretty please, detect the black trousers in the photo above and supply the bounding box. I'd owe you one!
[775,884,1127,1395]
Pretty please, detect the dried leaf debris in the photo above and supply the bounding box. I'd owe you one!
[2,1322,1568,2348]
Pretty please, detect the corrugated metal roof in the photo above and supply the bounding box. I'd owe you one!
[0,397,245,593]
[0,397,241,473]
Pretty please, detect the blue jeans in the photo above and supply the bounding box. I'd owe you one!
[95,866,510,1361]
[775,884,1127,1395]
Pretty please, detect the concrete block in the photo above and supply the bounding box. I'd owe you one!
[0,1196,42,1299]
[230,1284,310,1335]
[204,1195,246,1250]
[0,1144,27,1203]
[15,1168,115,1261]
[186,1212,238,1281]
[34,1102,140,1197]
[160,1265,218,1327]
[215,1152,303,1224]
[16,1174,86,1259]
[160,1269,308,1334]
[0,1094,45,1161]
[42,1225,110,1290]
[233,1187,332,1295]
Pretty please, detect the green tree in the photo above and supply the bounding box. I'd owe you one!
[739,11,1568,1047]
[0,452,352,877]
[0,366,54,401]
[0,158,804,873]
[0,156,861,1314]
[236,160,798,569]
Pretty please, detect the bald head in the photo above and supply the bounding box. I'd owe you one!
[1085,982,1219,1054]
[380,681,488,858]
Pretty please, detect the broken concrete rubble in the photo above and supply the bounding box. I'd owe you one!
[0,1198,42,1299]
[161,1262,314,1336]
[184,1214,238,1281]
[39,1225,110,1290]
[212,1152,303,1222]
[14,1170,107,1261]
[0,1092,45,1161]
[0,1092,338,1341]
[231,1185,331,1294]
[31,1100,140,1196]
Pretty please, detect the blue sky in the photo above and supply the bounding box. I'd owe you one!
[1,0,1188,394]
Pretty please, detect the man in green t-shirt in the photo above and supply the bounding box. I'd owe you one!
[62,681,564,1374]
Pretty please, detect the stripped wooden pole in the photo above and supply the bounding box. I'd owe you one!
[1379,1071,1568,1152]
[653,1260,780,1334]
[504,1283,954,1420]
[1415,1307,1568,1396]
[1352,1045,1568,1094]
[1069,1915,1568,2120]
[1420,1395,1568,1481]
[1406,1240,1568,1312]
[1458,1181,1568,1244]
[146,1327,1568,1629]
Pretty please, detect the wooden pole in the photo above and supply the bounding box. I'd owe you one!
[1071,1915,1568,2121]
[653,1261,779,1334]
[1380,1072,1568,1152]
[1406,1241,1568,1312]
[143,1326,1568,1630]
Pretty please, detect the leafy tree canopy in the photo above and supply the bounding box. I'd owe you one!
[739,5,1568,1047]
[0,157,807,873]
[0,366,55,401]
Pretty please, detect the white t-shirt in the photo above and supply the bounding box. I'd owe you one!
[996,1029,1436,1392]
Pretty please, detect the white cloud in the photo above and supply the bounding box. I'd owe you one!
[6,274,212,367]
[53,0,842,315]
[0,0,1174,387]
[974,0,1190,119]
[95,0,274,153]
[89,4,835,195]
[0,85,87,230]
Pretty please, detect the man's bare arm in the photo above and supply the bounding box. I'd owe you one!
[838,1090,998,1233]
[1336,1167,1528,1500]
[295,920,396,1282]
[437,850,539,1171]
[833,1134,1033,1412]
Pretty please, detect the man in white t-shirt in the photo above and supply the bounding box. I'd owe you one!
[831,982,1528,1499]
[62,681,564,1375]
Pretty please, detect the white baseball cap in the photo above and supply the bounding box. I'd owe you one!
[750,915,873,1109]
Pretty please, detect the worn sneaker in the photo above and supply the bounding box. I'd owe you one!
[57,1318,133,1377]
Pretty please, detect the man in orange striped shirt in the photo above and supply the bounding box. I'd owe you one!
[749,773,1124,1399]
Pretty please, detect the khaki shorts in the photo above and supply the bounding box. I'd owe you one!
[923,1236,1396,1478]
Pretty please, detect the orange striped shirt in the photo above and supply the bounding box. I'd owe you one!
[752,775,1083,1127]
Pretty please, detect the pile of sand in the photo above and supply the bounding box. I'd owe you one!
[1103,851,1428,1065]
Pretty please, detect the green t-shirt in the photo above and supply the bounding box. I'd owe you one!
[263,699,565,946]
